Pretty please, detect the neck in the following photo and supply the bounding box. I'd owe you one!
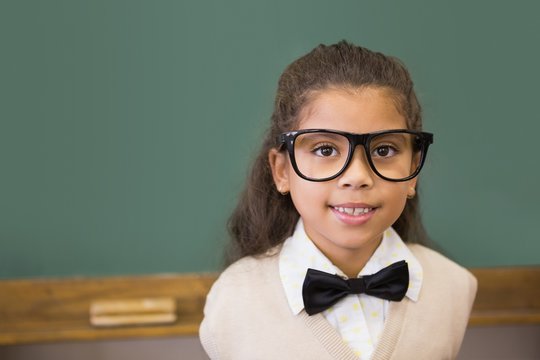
[334,250,378,278]
[315,237,383,278]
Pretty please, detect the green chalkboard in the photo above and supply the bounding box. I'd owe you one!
[1,1,539,279]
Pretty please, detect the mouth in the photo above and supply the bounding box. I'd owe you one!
[329,204,377,225]
[331,206,375,216]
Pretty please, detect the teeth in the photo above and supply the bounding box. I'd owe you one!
[335,207,372,215]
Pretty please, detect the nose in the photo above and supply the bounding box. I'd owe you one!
[337,147,375,189]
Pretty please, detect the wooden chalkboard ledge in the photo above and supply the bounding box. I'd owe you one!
[0,274,216,345]
[0,266,539,345]
[469,266,540,326]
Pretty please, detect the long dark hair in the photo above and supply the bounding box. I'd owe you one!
[226,40,430,265]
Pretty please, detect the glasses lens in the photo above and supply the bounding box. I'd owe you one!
[369,132,423,180]
[294,132,349,180]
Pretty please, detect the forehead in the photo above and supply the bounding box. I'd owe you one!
[297,87,407,133]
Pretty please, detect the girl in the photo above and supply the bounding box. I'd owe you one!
[199,41,477,360]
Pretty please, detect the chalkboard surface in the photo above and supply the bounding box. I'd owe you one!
[2,1,539,278]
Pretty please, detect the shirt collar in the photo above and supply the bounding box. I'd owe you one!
[279,219,423,315]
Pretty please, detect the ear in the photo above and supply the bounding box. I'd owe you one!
[268,148,290,194]
[407,177,418,198]
[408,152,421,196]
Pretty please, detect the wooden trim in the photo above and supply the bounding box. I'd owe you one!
[469,267,540,326]
[0,267,539,345]
[0,274,216,345]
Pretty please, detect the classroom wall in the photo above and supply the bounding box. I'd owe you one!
[1,0,540,279]
[1,325,540,360]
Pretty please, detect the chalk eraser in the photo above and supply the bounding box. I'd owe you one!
[90,297,176,327]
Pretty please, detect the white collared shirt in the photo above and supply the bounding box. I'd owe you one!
[279,220,423,359]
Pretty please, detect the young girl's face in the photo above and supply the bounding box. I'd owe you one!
[270,87,417,263]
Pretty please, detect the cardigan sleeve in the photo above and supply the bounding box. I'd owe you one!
[199,277,221,360]
[199,317,218,359]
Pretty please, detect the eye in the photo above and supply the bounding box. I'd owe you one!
[372,145,397,158]
[313,144,339,157]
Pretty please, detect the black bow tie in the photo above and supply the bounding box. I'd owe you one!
[302,260,409,316]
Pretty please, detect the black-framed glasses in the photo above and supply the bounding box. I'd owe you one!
[277,129,434,182]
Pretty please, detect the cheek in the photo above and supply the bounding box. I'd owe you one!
[290,181,322,202]
[381,182,410,207]
[288,177,329,212]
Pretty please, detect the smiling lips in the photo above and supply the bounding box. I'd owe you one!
[333,206,373,216]
[330,204,377,225]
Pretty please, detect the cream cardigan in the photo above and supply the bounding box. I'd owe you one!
[199,244,477,360]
